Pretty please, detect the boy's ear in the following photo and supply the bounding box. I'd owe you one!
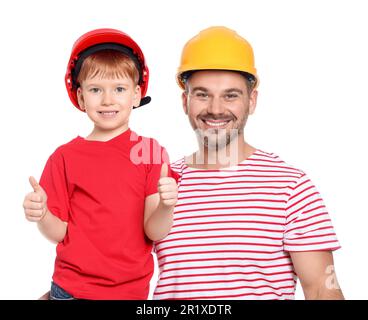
[133,85,142,108]
[76,87,86,111]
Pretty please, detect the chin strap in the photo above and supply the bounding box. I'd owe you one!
[134,96,151,109]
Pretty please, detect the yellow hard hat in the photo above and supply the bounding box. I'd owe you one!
[177,26,259,89]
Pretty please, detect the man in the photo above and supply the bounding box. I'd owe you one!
[153,26,344,300]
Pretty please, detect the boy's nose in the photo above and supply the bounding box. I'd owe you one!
[102,92,114,106]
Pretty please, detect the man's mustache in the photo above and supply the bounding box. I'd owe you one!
[199,114,235,121]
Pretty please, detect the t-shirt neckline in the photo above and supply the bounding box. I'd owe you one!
[77,128,132,145]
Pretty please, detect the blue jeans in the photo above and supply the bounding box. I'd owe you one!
[49,282,75,300]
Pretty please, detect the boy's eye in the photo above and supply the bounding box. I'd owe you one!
[116,86,126,93]
[89,88,100,93]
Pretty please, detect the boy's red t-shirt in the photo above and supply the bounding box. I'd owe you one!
[39,128,174,299]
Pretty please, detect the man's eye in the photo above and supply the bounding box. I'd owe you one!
[225,94,238,99]
[196,92,208,98]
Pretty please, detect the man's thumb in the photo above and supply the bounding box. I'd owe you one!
[29,176,43,193]
[160,163,169,178]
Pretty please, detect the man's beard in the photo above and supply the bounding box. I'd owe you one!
[192,112,248,150]
[195,127,241,150]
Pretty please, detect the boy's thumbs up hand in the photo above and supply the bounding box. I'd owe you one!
[29,176,46,194]
[23,176,48,222]
[160,162,169,178]
[158,163,178,208]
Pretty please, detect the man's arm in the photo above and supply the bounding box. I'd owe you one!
[290,251,344,299]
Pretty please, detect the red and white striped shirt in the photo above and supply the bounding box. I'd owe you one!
[153,149,340,300]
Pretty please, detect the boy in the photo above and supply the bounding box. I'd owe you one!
[22,28,178,300]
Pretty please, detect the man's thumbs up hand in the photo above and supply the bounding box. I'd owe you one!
[23,176,48,222]
[158,163,178,208]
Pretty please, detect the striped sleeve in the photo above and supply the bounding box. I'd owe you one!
[283,173,340,252]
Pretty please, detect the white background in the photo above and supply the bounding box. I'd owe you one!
[0,0,367,299]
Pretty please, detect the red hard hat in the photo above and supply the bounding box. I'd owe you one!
[65,28,150,111]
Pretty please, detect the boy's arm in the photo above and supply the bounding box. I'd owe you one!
[144,163,178,241]
[23,176,67,244]
[37,209,67,244]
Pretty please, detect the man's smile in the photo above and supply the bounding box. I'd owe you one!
[200,117,233,129]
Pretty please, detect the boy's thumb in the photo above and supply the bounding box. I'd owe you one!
[29,176,42,193]
[160,163,169,178]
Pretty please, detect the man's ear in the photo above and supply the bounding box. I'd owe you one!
[133,85,142,108]
[248,89,258,115]
[182,91,189,115]
[77,87,86,111]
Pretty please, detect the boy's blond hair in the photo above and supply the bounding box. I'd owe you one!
[77,50,139,85]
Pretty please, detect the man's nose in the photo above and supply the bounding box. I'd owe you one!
[207,96,225,115]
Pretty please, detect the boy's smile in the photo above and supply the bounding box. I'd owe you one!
[97,110,119,118]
